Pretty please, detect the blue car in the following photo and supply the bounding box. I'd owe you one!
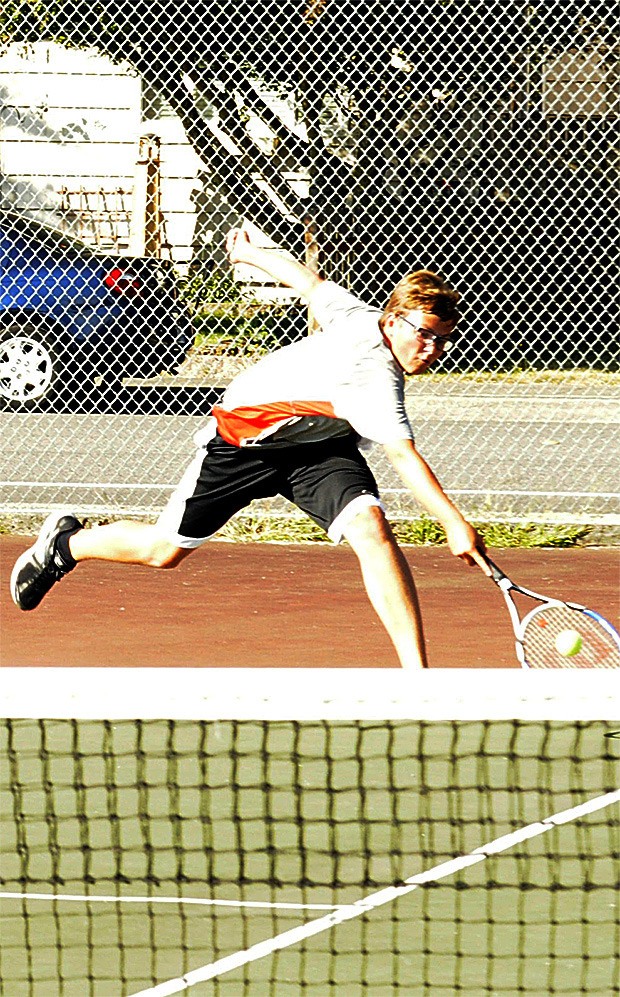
[0,210,193,408]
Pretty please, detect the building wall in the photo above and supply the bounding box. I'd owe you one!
[0,42,202,266]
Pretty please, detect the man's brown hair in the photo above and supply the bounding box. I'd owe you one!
[381,270,460,325]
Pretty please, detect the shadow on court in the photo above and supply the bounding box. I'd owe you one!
[1,540,618,668]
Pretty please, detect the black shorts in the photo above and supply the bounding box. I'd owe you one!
[156,432,382,546]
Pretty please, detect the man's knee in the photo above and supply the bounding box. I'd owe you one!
[342,503,395,551]
[145,537,189,569]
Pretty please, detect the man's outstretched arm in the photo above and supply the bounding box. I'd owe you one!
[226,228,323,301]
[384,439,491,574]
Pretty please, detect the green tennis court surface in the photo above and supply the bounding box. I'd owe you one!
[1,670,619,995]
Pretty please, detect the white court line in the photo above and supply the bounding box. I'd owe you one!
[128,788,620,997]
[388,487,620,498]
[0,892,343,912]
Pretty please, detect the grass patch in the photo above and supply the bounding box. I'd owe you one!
[217,514,593,548]
[215,514,327,544]
[391,518,592,549]
[0,514,606,548]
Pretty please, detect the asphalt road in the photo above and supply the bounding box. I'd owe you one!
[1,381,618,522]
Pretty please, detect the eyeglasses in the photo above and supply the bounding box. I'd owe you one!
[399,315,454,352]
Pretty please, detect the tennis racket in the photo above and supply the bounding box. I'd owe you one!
[486,558,620,670]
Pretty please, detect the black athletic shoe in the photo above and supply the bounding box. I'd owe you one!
[10,511,83,611]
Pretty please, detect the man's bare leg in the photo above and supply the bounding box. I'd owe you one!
[342,506,429,670]
[69,521,189,568]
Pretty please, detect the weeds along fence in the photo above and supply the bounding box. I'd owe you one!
[0,3,618,524]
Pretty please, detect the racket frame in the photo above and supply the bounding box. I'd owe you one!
[486,558,620,670]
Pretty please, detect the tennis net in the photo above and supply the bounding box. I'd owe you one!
[1,669,619,996]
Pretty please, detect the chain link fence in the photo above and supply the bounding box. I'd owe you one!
[1,3,618,524]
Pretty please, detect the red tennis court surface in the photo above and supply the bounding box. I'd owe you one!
[1,538,618,669]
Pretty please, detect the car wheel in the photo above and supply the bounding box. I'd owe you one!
[0,324,64,409]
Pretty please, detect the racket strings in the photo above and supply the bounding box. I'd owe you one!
[522,604,620,669]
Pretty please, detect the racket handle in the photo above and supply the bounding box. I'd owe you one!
[484,557,507,584]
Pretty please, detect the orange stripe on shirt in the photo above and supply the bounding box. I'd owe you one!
[212,401,337,446]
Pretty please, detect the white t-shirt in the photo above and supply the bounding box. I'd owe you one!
[209,280,414,448]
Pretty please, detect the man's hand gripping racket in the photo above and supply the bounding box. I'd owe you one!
[484,557,620,669]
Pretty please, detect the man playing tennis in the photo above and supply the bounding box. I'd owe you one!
[11,228,489,668]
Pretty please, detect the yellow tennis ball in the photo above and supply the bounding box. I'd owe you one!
[555,629,583,657]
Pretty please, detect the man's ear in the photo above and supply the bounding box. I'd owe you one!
[381,312,397,344]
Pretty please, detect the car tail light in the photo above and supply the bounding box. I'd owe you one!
[104,267,141,296]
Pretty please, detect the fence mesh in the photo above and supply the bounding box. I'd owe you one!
[0,2,618,522]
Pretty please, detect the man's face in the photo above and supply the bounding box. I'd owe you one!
[382,310,456,375]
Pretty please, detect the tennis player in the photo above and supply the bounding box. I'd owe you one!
[11,228,489,668]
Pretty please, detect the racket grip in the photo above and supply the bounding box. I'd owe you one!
[484,557,507,584]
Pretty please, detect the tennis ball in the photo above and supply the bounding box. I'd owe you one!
[555,629,583,657]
